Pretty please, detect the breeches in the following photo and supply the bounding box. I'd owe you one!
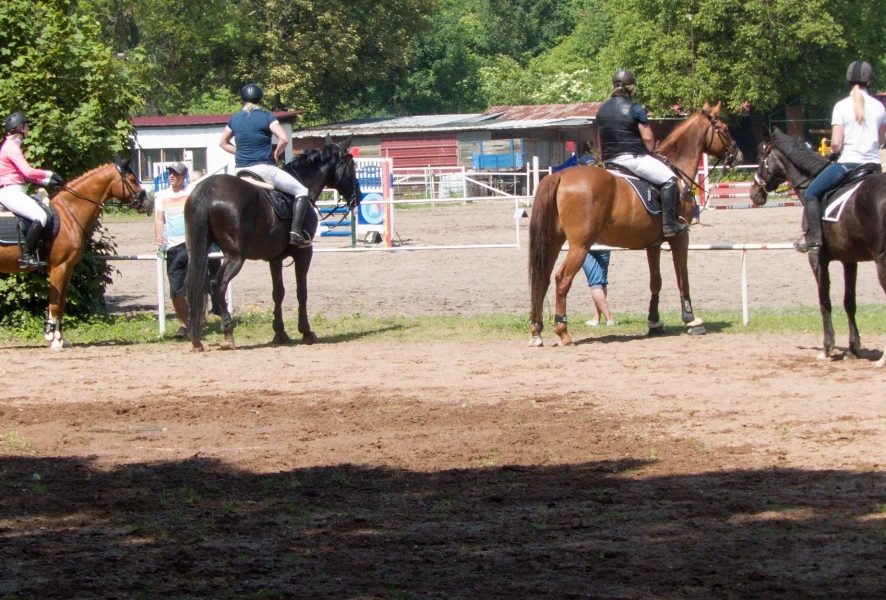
[609,154,673,185]
[0,185,48,225]
[237,164,309,198]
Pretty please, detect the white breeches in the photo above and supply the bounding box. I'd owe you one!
[0,185,48,225]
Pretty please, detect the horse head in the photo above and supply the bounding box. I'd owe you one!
[114,156,150,213]
[700,101,742,167]
[322,134,362,210]
[750,129,785,206]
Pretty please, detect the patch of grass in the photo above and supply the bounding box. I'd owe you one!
[1,431,33,454]
[0,304,883,346]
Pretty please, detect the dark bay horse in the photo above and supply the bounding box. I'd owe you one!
[185,136,361,351]
[0,158,147,349]
[750,127,886,366]
[529,102,740,346]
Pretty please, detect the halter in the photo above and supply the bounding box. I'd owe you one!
[754,142,816,200]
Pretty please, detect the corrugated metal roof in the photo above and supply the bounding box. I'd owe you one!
[132,110,302,128]
[292,104,601,138]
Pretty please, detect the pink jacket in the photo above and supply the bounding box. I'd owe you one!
[0,136,52,187]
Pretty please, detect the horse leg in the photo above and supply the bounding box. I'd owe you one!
[269,258,290,346]
[293,247,317,344]
[552,245,589,346]
[669,235,705,335]
[645,247,665,335]
[214,255,245,350]
[842,261,861,358]
[873,259,886,367]
[809,252,835,360]
[45,263,73,350]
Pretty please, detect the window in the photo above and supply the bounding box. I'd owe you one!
[137,148,207,182]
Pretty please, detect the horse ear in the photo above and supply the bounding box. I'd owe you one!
[324,133,333,146]
[341,135,353,151]
[710,101,722,117]
[702,101,712,113]
[760,127,771,143]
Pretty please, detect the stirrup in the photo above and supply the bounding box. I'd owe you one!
[18,255,47,270]
[289,231,312,248]
[794,240,821,254]
[662,222,688,238]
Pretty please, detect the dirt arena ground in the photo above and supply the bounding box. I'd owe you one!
[2,202,885,598]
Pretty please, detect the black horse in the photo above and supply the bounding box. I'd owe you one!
[185,136,361,351]
[750,127,886,366]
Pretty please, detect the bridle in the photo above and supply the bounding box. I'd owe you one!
[704,111,739,169]
[318,148,361,226]
[753,142,816,199]
[54,163,146,233]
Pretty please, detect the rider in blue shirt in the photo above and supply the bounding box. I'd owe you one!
[220,83,313,247]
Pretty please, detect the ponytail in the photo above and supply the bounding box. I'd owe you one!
[851,84,866,124]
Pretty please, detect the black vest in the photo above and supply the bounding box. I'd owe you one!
[597,95,648,160]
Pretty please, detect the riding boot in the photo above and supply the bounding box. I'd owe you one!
[796,198,823,253]
[288,195,312,248]
[18,221,47,270]
[660,178,688,238]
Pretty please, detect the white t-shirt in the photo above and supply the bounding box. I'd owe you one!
[154,184,191,249]
[831,90,886,164]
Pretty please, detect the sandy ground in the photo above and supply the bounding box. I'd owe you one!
[2,200,886,598]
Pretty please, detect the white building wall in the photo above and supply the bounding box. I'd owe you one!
[132,122,295,184]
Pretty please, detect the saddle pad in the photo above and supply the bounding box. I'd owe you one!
[0,214,24,244]
[0,204,60,245]
[608,170,661,214]
[823,182,862,222]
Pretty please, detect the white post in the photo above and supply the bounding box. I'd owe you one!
[740,249,749,325]
[532,156,540,197]
[156,252,166,335]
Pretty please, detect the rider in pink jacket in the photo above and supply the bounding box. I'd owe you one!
[0,112,63,269]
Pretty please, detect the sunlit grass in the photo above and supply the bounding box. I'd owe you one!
[1,305,884,347]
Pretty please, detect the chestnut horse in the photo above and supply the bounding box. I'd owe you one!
[750,127,886,366]
[528,102,740,346]
[0,158,147,348]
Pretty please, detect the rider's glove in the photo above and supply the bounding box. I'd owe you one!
[827,151,840,163]
[48,172,64,187]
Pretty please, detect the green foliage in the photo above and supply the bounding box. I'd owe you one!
[0,0,149,175]
[0,223,119,324]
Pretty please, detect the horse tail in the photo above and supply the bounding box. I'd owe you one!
[185,180,213,343]
[528,173,563,326]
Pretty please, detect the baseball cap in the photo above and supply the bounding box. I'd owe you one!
[167,162,188,175]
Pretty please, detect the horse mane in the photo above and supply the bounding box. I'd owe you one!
[288,148,324,171]
[68,162,113,185]
[656,110,706,154]
[770,128,827,175]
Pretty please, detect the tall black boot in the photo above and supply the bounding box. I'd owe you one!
[660,178,687,238]
[289,195,312,248]
[19,221,46,270]
[796,198,823,253]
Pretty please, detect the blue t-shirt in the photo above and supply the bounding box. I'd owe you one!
[228,109,276,167]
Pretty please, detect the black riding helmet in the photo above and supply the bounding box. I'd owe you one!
[240,83,264,103]
[5,111,29,134]
[846,60,872,85]
[612,69,636,87]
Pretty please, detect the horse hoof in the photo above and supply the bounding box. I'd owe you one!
[529,336,544,347]
[874,356,885,368]
[219,341,235,351]
[301,332,318,345]
[686,324,706,336]
[191,343,205,352]
[647,325,666,337]
[49,338,70,350]
[272,334,292,346]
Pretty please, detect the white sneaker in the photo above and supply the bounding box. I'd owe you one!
[585,319,599,327]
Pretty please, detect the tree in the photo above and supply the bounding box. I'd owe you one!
[0,0,149,320]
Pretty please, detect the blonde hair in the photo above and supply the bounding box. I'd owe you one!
[851,84,866,124]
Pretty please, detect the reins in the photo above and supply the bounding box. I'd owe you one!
[54,165,142,234]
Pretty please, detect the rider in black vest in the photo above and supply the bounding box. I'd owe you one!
[597,70,687,238]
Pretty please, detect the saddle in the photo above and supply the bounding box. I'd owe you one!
[603,162,662,214]
[236,170,293,221]
[0,202,59,246]
[822,163,881,222]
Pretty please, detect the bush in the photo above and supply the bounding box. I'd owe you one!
[0,222,119,327]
